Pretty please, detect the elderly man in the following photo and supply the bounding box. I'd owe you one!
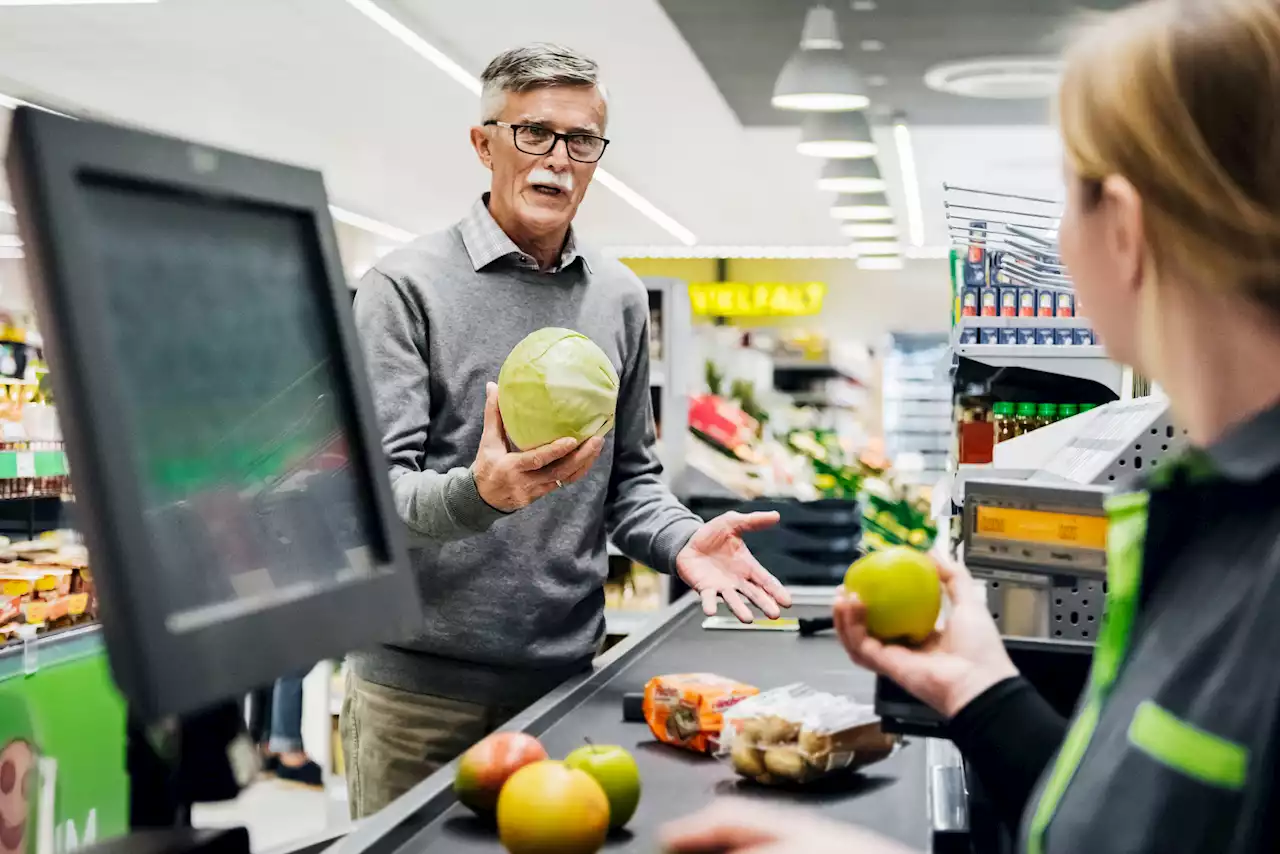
[344,42,791,817]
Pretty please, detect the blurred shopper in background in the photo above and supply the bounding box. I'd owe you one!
[248,674,323,788]
[665,0,1280,851]
[345,43,790,818]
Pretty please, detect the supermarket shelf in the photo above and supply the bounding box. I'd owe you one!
[954,344,1124,391]
[604,608,660,636]
[772,359,863,384]
[0,450,67,480]
[960,316,1091,329]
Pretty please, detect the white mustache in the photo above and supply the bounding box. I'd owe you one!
[528,169,574,192]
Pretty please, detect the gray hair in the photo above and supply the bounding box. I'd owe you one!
[479,43,607,124]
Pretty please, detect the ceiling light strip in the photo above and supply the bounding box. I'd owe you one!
[892,116,926,247]
[328,205,416,243]
[342,0,698,246]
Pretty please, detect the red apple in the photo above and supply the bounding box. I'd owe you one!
[453,731,548,814]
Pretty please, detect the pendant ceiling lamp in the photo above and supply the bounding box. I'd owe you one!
[797,111,877,158]
[773,5,869,111]
[830,191,893,220]
[817,159,886,193]
[841,222,899,239]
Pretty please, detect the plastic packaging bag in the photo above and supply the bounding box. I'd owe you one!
[643,673,760,753]
[718,683,900,785]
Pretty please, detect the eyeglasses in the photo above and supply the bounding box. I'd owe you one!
[484,121,610,164]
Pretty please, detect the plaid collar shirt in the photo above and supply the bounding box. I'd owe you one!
[459,193,592,275]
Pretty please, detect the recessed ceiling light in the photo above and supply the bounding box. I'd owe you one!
[830,192,893,221]
[857,256,904,270]
[342,0,697,246]
[851,0,877,10]
[841,222,898,239]
[798,112,877,159]
[817,159,887,192]
[860,40,884,52]
[925,56,1064,100]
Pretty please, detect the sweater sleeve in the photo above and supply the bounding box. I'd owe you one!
[603,312,703,574]
[950,676,1069,830]
[353,269,507,542]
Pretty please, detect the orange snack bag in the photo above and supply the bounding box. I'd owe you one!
[643,673,759,753]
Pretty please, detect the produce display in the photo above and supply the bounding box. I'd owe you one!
[0,534,94,643]
[497,328,619,451]
[859,478,937,553]
[720,684,899,786]
[642,673,759,753]
[843,548,942,645]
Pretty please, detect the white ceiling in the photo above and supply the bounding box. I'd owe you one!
[0,0,1066,256]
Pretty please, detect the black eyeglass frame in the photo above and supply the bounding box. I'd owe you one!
[483,121,611,163]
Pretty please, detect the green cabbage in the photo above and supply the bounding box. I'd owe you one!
[498,328,620,451]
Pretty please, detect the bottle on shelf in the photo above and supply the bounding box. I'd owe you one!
[1015,403,1038,437]
[1037,403,1058,427]
[958,401,995,464]
[993,402,1016,444]
[1058,403,1080,420]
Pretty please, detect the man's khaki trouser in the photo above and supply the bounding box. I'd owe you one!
[339,670,524,819]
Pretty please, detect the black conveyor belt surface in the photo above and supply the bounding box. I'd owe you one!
[395,605,928,853]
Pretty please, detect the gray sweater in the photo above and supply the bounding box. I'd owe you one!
[349,204,702,705]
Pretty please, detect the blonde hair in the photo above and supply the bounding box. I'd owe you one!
[1058,0,1280,314]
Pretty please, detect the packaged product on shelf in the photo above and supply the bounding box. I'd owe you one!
[979,327,999,345]
[998,287,1018,318]
[1054,329,1075,346]
[1018,288,1036,317]
[961,287,979,317]
[1073,329,1094,346]
[1037,403,1058,427]
[993,402,1016,443]
[989,250,1012,285]
[643,673,760,754]
[719,684,899,786]
[1056,292,1075,318]
[1058,403,1080,420]
[1015,403,1038,435]
[958,404,994,464]
[958,328,979,345]
[963,224,989,286]
[979,285,998,317]
[1017,328,1036,346]
[1036,328,1055,346]
[1036,290,1056,317]
[998,328,1017,346]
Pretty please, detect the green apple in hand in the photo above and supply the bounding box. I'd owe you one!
[564,743,641,830]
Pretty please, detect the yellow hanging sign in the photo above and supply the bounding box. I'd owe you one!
[688,281,827,317]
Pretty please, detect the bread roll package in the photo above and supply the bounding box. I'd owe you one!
[643,673,760,753]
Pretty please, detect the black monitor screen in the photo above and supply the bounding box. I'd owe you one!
[79,174,388,632]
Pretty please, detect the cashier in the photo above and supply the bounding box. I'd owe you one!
[348,42,790,818]
[664,1,1280,852]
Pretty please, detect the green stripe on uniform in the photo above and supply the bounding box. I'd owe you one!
[1128,700,1248,790]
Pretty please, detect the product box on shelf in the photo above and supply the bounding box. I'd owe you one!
[1054,329,1075,346]
[998,329,1018,346]
[1056,292,1075,318]
[1036,290,1056,317]
[961,287,979,317]
[979,328,999,345]
[1017,328,1037,346]
[1017,288,1036,317]
[998,288,1018,318]
[979,286,998,317]
[958,328,979,345]
[1074,329,1094,346]
[1036,328,1055,346]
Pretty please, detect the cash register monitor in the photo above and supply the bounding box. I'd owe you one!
[5,107,421,720]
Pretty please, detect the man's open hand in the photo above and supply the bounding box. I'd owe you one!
[676,511,792,623]
[472,382,604,512]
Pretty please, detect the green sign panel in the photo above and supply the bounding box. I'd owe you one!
[0,629,128,854]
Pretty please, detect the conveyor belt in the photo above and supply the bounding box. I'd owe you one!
[335,596,929,854]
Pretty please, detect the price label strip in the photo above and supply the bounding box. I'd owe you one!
[701,616,800,632]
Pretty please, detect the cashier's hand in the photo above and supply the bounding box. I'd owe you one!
[676,511,792,624]
[661,800,919,854]
[472,383,605,513]
[834,546,1017,718]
